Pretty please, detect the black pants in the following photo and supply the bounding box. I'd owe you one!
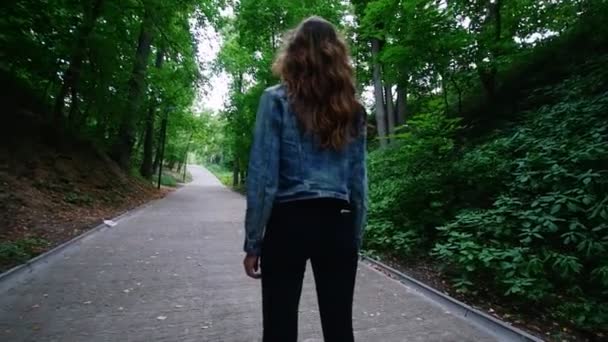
[261,198,358,342]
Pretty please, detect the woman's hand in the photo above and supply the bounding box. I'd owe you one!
[243,254,261,279]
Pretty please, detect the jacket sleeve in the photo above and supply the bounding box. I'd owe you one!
[349,114,368,249]
[244,91,280,256]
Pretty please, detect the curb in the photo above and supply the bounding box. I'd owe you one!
[361,255,544,342]
[0,187,183,291]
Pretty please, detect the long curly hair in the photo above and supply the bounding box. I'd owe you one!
[272,16,362,150]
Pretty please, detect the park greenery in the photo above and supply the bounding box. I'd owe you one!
[2,0,607,339]
[207,0,607,338]
[2,0,221,177]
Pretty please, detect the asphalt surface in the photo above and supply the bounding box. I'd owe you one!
[0,165,497,342]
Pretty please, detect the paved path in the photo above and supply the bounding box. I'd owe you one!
[0,166,497,342]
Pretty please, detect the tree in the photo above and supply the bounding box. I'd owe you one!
[395,85,407,125]
[112,9,154,170]
[215,0,347,183]
[52,0,105,124]
[140,46,165,179]
[371,38,388,147]
[3,0,222,175]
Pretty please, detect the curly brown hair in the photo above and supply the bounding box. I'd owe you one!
[272,16,362,150]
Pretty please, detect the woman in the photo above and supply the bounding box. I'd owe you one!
[242,16,367,342]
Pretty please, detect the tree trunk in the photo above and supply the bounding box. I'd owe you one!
[478,66,497,100]
[384,84,395,140]
[478,0,502,100]
[155,109,168,189]
[140,106,155,178]
[152,120,162,174]
[180,132,193,173]
[371,38,388,148]
[396,84,407,125]
[234,72,244,187]
[140,47,165,179]
[232,159,240,187]
[95,109,110,142]
[112,12,154,170]
[450,77,463,115]
[441,76,449,115]
[493,0,502,43]
[73,99,91,129]
[53,0,104,122]
[354,53,365,96]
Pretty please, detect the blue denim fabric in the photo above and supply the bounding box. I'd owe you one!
[244,84,368,256]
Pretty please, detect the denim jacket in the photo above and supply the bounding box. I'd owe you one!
[244,84,368,256]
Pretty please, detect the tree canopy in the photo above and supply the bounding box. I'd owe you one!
[2,0,223,176]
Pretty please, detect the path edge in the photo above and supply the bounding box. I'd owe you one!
[361,255,545,342]
[0,187,184,290]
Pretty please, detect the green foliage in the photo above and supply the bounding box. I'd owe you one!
[206,0,608,335]
[0,238,50,269]
[365,112,460,255]
[2,0,221,175]
[214,0,348,185]
[365,21,608,329]
[433,72,608,330]
[351,4,608,332]
[63,192,94,206]
[160,173,178,187]
[206,163,235,188]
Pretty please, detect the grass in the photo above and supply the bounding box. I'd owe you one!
[206,164,246,193]
[0,237,50,271]
[160,173,178,187]
[63,192,93,205]
[182,170,193,183]
[206,164,232,185]
[130,165,193,188]
[163,167,193,185]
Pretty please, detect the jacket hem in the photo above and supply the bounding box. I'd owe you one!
[276,191,349,204]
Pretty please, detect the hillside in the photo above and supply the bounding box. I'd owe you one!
[364,12,608,341]
[0,81,167,271]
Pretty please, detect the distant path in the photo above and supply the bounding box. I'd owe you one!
[0,165,496,341]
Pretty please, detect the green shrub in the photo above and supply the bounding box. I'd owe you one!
[63,192,93,205]
[366,57,608,333]
[365,112,461,255]
[160,173,178,187]
[0,238,49,269]
[433,78,608,331]
[206,163,246,192]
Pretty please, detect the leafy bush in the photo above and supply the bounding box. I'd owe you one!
[366,57,608,333]
[160,173,178,187]
[433,77,608,331]
[365,112,461,255]
[206,163,246,193]
[206,163,232,185]
[63,192,93,205]
[0,238,49,269]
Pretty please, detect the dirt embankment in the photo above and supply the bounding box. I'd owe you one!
[0,112,169,271]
